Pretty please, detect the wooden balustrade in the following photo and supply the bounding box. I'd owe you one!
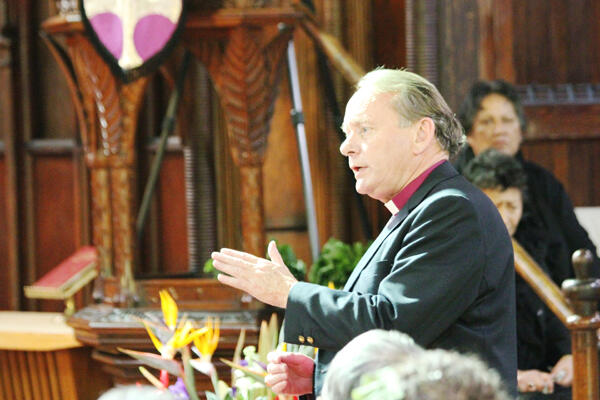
[513,239,600,400]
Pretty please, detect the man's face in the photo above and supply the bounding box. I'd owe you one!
[340,89,417,203]
[468,94,522,157]
[482,187,523,236]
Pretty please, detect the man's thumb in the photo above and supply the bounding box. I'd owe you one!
[268,240,285,266]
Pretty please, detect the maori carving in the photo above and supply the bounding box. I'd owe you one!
[45,8,300,294]
[239,166,265,256]
[220,27,271,166]
[196,25,294,255]
[90,168,113,276]
[45,29,149,303]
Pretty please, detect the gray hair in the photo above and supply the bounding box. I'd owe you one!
[321,329,423,400]
[98,386,177,400]
[351,349,511,400]
[356,69,465,158]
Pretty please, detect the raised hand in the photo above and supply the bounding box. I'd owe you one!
[211,240,298,308]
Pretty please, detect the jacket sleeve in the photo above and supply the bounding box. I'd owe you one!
[284,193,489,351]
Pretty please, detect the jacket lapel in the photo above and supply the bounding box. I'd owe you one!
[343,209,407,290]
[342,161,458,291]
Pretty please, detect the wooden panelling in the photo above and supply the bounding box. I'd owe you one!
[372,0,406,69]
[513,0,600,84]
[34,0,76,140]
[32,154,77,312]
[1,0,21,311]
[263,76,306,229]
[438,0,479,110]
[155,152,189,274]
[525,105,600,141]
[521,140,600,207]
[0,155,9,310]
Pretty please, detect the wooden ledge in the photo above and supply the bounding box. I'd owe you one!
[0,311,82,351]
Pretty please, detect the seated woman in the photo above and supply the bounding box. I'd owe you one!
[455,80,599,284]
[463,149,572,398]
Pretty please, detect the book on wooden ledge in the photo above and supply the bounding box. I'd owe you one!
[24,246,99,300]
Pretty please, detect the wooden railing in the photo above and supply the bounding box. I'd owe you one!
[513,239,600,400]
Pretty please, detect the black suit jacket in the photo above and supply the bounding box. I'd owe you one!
[284,161,517,396]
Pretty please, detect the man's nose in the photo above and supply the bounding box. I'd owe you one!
[339,133,354,156]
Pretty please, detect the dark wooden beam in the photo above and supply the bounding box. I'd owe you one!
[0,0,20,309]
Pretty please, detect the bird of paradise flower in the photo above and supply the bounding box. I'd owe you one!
[119,290,219,400]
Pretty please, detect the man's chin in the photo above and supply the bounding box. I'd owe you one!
[354,183,368,196]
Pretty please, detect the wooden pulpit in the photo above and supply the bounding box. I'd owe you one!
[0,312,111,400]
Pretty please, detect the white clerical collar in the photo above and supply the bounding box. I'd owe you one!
[384,199,399,215]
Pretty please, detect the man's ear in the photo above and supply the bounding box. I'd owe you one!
[412,117,436,154]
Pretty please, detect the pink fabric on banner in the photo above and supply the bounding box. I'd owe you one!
[89,12,123,59]
[134,14,176,61]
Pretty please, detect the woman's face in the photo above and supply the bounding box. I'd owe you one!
[482,187,523,237]
[468,94,522,157]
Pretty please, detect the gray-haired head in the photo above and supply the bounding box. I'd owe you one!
[462,148,527,192]
[351,349,511,400]
[355,69,465,158]
[321,329,423,400]
[98,386,177,400]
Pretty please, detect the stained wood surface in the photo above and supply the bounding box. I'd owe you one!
[0,312,81,351]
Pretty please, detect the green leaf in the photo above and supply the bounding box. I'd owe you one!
[118,348,182,376]
[308,237,371,287]
[219,358,267,382]
[203,258,219,278]
[206,392,220,400]
[267,240,307,281]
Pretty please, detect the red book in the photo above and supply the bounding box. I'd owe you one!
[24,246,99,300]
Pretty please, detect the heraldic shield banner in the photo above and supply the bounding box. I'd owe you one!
[79,0,186,82]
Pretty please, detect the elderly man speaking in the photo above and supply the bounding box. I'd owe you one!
[211,69,517,397]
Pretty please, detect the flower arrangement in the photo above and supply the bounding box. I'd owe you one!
[120,289,295,400]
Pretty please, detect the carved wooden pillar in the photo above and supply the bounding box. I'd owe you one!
[42,20,148,304]
[42,8,300,300]
[185,11,298,256]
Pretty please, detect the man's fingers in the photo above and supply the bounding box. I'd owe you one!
[212,252,255,270]
[216,273,247,294]
[267,351,283,363]
[269,382,287,394]
[268,241,285,266]
[279,352,313,367]
[220,248,261,263]
[267,362,288,374]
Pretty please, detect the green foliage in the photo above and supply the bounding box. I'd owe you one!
[308,238,371,288]
[204,258,218,278]
[273,242,307,282]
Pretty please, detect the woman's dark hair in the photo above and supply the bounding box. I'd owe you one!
[462,149,527,191]
[457,80,526,134]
